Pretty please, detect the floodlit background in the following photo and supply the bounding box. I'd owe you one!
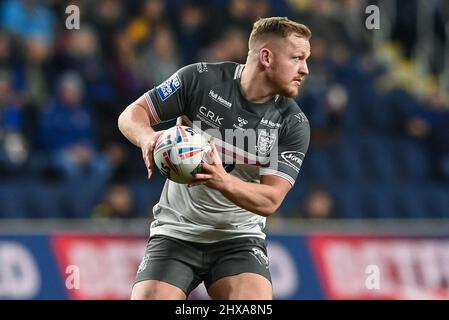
[0,0,448,300]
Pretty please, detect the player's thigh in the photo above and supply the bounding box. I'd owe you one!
[207,272,272,300]
[132,235,203,299]
[205,237,272,300]
[131,279,186,300]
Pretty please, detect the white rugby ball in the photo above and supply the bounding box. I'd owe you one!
[153,126,210,184]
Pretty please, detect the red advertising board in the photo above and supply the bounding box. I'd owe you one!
[309,235,449,300]
[51,234,147,300]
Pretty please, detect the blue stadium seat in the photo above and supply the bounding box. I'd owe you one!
[396,186,429,218]
[0,182,28,218]
[304,149,335,183]
[426,185,449,218]
[361,135,399,184]
[130,177,166,218]
[362,186,396,219]
[63,177,109,218]
[333,138,364,182]
[393,138,431,182]
[25,181,66,218]
[332,185,364,219]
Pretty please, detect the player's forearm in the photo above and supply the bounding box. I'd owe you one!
[220,175,280,217]
[118,103,156,147]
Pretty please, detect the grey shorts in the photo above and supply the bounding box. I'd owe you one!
[134,235,272,296]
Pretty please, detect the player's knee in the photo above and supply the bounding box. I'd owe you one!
[131,280,186,300]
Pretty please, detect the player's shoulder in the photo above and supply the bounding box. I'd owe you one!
[275,96,309,124]
[180,61,241,81]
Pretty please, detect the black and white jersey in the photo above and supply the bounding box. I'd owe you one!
[143,62,310,242]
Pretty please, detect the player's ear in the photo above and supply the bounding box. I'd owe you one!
[259,48,271,68]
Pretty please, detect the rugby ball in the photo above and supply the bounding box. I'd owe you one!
[153,126,210,184]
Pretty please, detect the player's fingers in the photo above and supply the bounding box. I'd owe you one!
[201,162,213,172]
[194,173,212,180]
[143,148,153,179]
[188,181,207,187]
[209,140,221,165]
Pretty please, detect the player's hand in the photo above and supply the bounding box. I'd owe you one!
[189,140,232,190]
[140,131,164,179]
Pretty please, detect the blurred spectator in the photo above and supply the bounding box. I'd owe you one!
[199,28,248,63]
[63,25,115,104]
[405,91,449,181]
[89,0,128,56]
[0,0,56,43]
[0,70,28,175]
[111,29,148,102]
[175,2,207,64]
[300,186,336,219]
[137,26,180,86]
[126,0,167,47]
[37,72,111,180]
[92,184,135,219]
[319,85,347,141]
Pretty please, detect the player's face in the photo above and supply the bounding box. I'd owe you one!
[269,35,310,97]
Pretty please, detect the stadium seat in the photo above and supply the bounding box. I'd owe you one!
[129,177,166,218]
[304,149,335,183]
[333,138,364,182]
[25,180,66,218]
[426,185,449,218]
[0,182,28,218]
[393,138,431,182]
[361,135,399,184]
[396,186,428,219]
[362,185,396,219]
[332,184,364,219]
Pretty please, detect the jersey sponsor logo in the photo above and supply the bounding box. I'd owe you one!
[208,90,232,109]
[260,117,281,129]
[196,62,208,73]
[255,130,277,156]
[156,73,181,101]
[280,151,304,173]
[233,117,248,131]
[294,113,308,123]
[198,106,224,128]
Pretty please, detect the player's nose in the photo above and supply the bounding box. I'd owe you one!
[299,61,309,76]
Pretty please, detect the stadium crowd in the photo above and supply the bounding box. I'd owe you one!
[0,0,448,219]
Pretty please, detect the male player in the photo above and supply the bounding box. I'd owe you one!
[118,17,311,300]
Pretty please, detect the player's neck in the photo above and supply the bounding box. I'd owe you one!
[240,64,275,104]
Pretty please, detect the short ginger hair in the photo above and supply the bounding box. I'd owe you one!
[248,17,312,51]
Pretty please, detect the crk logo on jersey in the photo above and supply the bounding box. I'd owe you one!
[156,73,181,101]
[198,106,223,128]
[255,130,277,156]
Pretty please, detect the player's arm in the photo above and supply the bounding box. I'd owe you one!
[118,64,198,179]
[192,110,310,217]
[190,142,291,217]
[118,95,164,179]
